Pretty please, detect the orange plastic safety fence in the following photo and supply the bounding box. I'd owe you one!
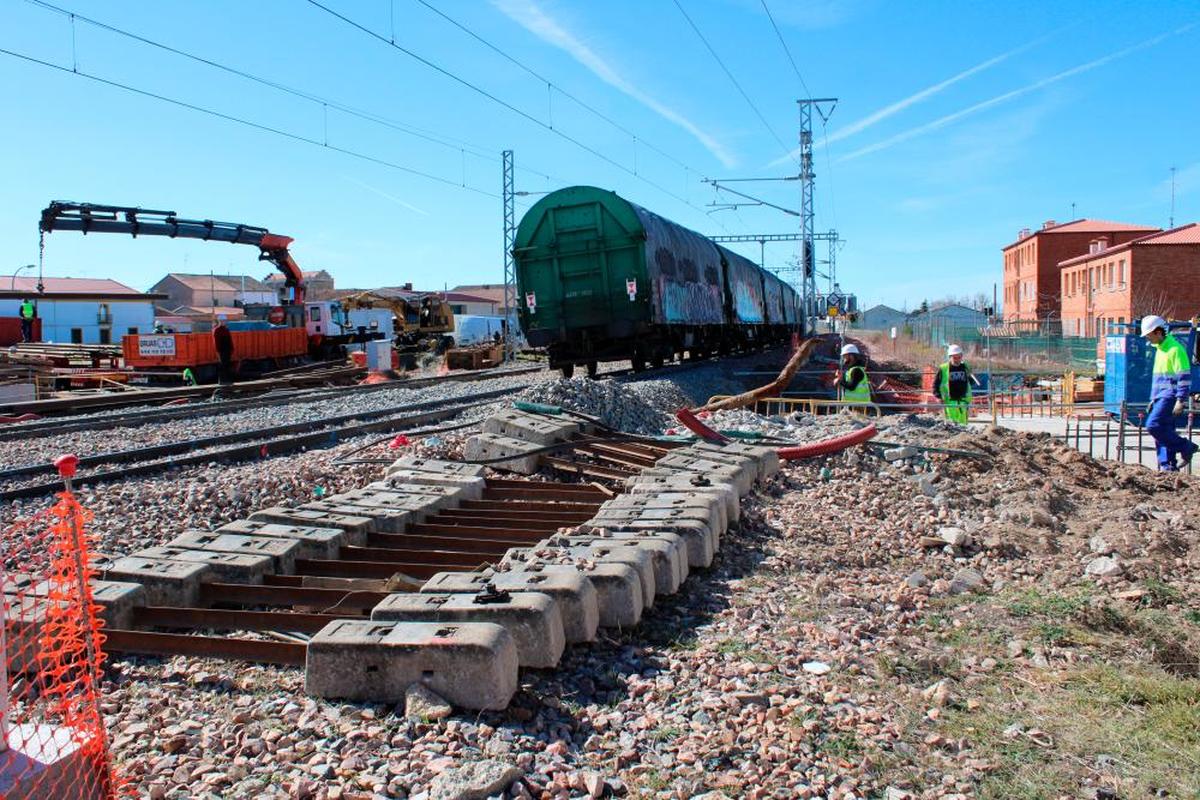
[0,491,127,799]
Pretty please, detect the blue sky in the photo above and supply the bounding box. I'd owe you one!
[1,0,1196,310]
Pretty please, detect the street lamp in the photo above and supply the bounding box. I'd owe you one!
[9,264,34,292]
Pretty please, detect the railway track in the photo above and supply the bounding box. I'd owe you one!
[0,364,546,437]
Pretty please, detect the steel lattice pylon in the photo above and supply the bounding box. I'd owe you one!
[502,150,516,363]
[796,98,837,327]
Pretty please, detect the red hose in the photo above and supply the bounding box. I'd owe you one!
[776,423,878,461]
[0,414,40,424]
[674,408,728,442]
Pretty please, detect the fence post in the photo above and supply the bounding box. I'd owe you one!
[1118,401,1127,463]
[0,586,7,754]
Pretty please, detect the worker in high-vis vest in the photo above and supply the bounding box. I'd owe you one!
[933,344,979,424]
[18,298,36,343]
[1141,315,1197,471]
[836,343,872,404]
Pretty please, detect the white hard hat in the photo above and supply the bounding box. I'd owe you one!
[1140,315,1167,337]
[947,344,963,356]
[840,344,860,356]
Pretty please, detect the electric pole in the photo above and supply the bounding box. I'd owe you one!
[502,150,516,363]
[797,98,837,332]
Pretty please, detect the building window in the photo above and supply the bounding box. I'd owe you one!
[71,328,83,344]
[127,327,138,336]
[97,303,112,323]
[1118,259,1126,286]
[98,328,111,345]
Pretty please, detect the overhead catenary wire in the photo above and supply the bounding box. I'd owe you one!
[22,0,566,185]
[0,47,499,198]
[411,0,702,179]
[304,0,726,225]
[672,0,797,165]
[759,0,810,98]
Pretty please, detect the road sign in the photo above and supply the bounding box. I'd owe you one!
[828,307,840,318]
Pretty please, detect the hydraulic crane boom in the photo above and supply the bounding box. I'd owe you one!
[38,201,306,303]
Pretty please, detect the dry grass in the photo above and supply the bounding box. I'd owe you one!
[875,587,1200,797]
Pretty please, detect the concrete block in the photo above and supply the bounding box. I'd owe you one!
[380,470,486,499]
[483,409,580,445]
[170,531,299,575]
[250,507,374,539]
[4,595,58,674]
[463,433,542,475]
[421,571,599,644]
[90,580,145,630]
[691,440,780,479]
[372,591,565,669]
[220,518,358,550]
[135,546,272,584]
[588,508,717,566]
[545,532,686,596]
[97,556,209,606]
[292,500,416,534]
[388,455,487,479]
[626,474,740,523]
[500,560,642,629]
[305,620,518,710]
[0,723,108,800]
[655,453,753,494]
[358,482,472,509]
[508,543,656,608]
[604,491,727,535]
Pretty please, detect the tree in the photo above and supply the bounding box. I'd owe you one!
[918,299,929,314]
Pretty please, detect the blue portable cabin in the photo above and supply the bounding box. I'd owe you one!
[1103,320,1199,423]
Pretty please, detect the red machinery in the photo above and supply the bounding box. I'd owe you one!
[39,201,306,303]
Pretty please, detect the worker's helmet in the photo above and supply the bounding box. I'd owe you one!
[840,344,860,356]
[1140,315,1167,337]
[947,344,963,356]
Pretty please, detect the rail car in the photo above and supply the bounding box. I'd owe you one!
[513,186,801,376]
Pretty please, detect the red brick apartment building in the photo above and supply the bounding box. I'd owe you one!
[1058,224,1200,337]
[1002,219,1159,327]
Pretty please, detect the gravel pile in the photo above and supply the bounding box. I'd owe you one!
[518,378,693,435]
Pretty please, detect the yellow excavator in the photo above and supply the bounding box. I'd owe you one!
[339,290,456,366]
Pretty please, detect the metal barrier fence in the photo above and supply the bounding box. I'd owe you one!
[1063,401,1197,472]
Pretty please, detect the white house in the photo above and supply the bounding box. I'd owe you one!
[0,276,162,345]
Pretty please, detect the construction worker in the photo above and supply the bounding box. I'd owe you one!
[933,344,979,424]
[1141,315,1197,471]
[18,298,36,343]
[835,343,872,405]
[212,314,234,384]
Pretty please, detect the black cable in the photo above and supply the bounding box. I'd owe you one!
[23,0,567,185]
[0,47,498,198]
[672,0,797,165]
[304,0,723,222]
[411,0,698,178]
[760,0,810,97]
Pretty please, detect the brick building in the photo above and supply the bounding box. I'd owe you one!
[1002,219,1159,328]
[1058,224,1200,337]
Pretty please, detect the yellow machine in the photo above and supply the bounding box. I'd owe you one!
[339,291,456,367]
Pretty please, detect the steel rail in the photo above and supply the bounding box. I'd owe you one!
[0,392,510,502]
[103,629,308,666]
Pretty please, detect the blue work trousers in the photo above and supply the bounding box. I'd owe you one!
[1146,397,1194,470]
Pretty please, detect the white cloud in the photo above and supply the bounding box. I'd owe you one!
[492,0,738,168]
[838,23,1195,163]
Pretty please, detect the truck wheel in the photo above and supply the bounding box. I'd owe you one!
[560,364,575,379]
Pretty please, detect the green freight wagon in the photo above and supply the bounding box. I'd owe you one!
[513,186,799,377]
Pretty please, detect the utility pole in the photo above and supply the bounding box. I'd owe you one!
[796,98,837,332]
[502,150,516,363]
[1170,165,1177,229]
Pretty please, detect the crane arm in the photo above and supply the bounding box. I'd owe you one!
[39,201,306,303]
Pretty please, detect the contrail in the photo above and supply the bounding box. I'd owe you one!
[493,0,738,168]
[839,23,1196,163]
[341,175,430,216]
[768,39,1042,166]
